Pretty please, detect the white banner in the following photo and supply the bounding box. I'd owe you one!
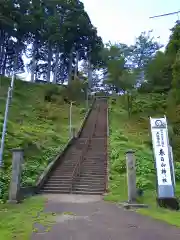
[150,118,172,186]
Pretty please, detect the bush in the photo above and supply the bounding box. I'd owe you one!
[64,80,87,102]
[136,176,154,190]
[175,162,180,181]
[44,85,62,102]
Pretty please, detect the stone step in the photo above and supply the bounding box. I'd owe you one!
[48,175,72,178]
[43,185,71,190]
[73,185,105,190]
[52,174,73,177]
[53,169,74,173]
[40,189,71,194]
[52,172,73,175]
[80,174,105,177]
[75,178,105,183]
[81,163,106,165]
[80,171,106,174]
[80,167,106,170]
[44,182,71,187]
[72,189,104,195]
[81,167,106,169]
[47,179,72,183]
[73,183,105,188]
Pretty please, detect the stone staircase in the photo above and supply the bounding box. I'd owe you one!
[40,98,108,195]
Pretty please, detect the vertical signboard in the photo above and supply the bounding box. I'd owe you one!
[150,117,174,199]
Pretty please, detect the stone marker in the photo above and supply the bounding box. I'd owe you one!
[126,150,136,203]
[8,148,24,203]
[72,127,76,138]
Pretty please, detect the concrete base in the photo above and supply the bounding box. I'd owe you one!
[119,202,149,209]
[41,193,103,203]
[7,199,21,204]
[157,197,179,210]
[102,192,108,196]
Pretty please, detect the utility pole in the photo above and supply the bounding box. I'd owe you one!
[0,73,15,167]
[0,42,16,167]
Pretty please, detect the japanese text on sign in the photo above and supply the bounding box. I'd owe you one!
[150,118,172,186]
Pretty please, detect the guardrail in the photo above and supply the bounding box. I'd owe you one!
[105,99,109,192]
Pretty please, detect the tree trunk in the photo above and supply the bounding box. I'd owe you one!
[0,30,4,64]
[31,41,38,82]
[30,55,36,82]
[115,86,119,93]
[1,51,7,76]
[88,58,92,89]
[74,50,79,79]
[53,48,60,84]
[127,92,132,118]
[47,43,52,83]
[68,46,74,84]
[0,37,6,75]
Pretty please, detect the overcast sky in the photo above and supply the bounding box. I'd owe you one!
[82,0,180,46]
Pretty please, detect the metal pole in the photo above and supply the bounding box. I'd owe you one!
[0,72,15,167]
[107,105,109,137]
[169,145,176,188]
[86,88,89,110]
[164,115,176,189]
[69,102,72,138]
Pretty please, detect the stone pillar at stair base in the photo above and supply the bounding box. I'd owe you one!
[126,150,136,203]
[8,148,24,203]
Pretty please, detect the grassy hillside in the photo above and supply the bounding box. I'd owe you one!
[105,93,180,226]
[0,77,86,201]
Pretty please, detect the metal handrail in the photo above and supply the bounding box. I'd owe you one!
[69,139,89,192]
[69,101,100,193]
[104,100,109,192]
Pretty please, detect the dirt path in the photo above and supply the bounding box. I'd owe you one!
[32,194,180,240]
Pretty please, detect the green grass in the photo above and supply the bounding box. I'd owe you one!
[0,77,86,200]
[0,196,56,239]
[137,185,180,227]
[105,95,180,227]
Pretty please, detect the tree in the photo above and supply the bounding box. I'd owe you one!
[130,31,162,69]
[141,22,180,94]
[171,50,180,104]
[0,0,103,84]
[106,57,125,93]
[166,21,180,60]
[167,50,180,124]
[144,51,172,92]
[129,31,162,86]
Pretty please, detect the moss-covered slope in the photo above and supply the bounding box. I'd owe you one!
[0,77,85,200]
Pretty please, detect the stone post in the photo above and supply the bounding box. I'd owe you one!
[72,127,76,138]
[8,148,24,203]
[126,150,136,203]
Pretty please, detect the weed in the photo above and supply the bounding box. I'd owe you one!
[106,95,180,226]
